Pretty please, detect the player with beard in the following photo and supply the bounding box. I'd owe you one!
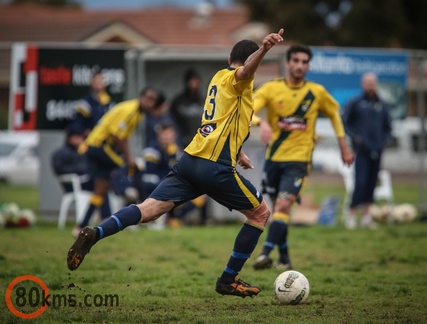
[252,44,354,270]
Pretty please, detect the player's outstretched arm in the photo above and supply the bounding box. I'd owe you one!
[236,29,284,82]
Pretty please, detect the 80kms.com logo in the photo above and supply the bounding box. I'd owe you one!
[5,274,119,319]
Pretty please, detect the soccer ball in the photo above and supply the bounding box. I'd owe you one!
[274,270,310,305]
[392,203,418,223]
[1,202,20,225]
[18,208,36,227]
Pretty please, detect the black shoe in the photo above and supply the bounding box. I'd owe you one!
[215,276,261,298]
[253,255,273,270]
[67,227,97,271]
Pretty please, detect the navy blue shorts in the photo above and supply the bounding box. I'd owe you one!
[86,146,121,180]
[262,161,309,200]
[149,153,263,211]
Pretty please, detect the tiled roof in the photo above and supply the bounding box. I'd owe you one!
[0,4,285,87]
[0,4,251,46]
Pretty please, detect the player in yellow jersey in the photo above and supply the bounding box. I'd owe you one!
[67,29,284,298]
[252,44,354,271]
[72,87,161,236]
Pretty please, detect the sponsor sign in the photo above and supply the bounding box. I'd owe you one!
[9,44,126,130]
[306,48,409,119]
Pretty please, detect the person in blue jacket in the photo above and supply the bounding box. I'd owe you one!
[69,71,115,138]
[341,72,393,229]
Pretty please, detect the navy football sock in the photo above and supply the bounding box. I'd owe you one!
[261,220,286,256]
[278,242,291,265]
[96,205,141,240]
[277,223,290,264]
[220,223,263,282]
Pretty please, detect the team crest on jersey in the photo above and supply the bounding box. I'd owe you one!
[301,99,312,112]
[200,123,216,137]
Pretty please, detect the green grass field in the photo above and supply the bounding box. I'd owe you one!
[0,177,426,323]
[1,221,427,323]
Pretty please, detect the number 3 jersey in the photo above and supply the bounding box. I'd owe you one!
[184,67,254,167]
[253,78,345,162]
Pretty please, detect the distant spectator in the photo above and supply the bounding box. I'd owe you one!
[141,122,205,227]
[51,128,91,192]
[110,164,144,205]
[341,72,393,229]
[68,71,115,138]
[144,92,174,148]
[170,69,204,148]
[51,127,111,220]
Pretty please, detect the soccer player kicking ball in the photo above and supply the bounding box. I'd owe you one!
[67,29,285,298]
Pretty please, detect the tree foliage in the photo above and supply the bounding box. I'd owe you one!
[236,0,427,49]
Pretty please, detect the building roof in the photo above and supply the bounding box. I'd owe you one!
[0,4,254,46]
[0,4,281,86]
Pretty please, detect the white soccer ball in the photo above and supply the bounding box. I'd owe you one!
[1,202,20,224]
[274,270,310,305]
[392,204,418,223]
[19,208,36,226]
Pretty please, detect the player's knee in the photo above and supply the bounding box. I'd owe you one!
[276,191,296,210]
[137,198,174,223]
[245,199,270,228]
[258,199,271,222]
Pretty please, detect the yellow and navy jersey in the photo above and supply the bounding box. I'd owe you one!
[143,142,180,178]
[185,67,254,167]
[253,78,345,162]
[83,99,143,166]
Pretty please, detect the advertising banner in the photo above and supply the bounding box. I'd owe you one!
[306,48,409,119]
[9,44,126,130]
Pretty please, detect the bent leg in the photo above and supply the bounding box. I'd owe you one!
[240,199,271,229]
[136,198,175,223]
[254,194,294,269]
[218,199,271,283]
[67,199,175,271]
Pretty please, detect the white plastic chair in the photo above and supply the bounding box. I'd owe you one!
[57,173,92,229]
[57,173,126,229]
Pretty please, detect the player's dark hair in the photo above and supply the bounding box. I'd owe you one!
[91,70,103,78]
[155,91,166,108]
[184,68,200,84]
[286,44,313,62]
[155,121,175,134]
[229,39,259,65]
[139,86,163,109]
[139,86,158,97]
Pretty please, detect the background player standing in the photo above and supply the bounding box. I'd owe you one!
[252,44,354,270]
